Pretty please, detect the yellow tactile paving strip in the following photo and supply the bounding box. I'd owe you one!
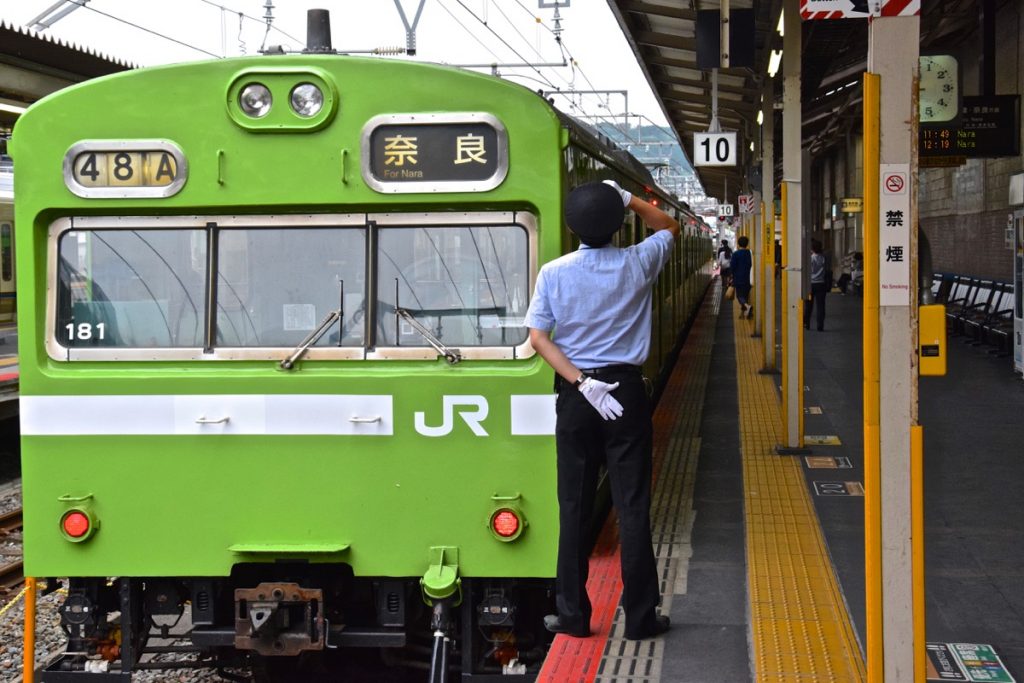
[733,302,866,682]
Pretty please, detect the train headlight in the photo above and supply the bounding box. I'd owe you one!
[290,83,324,118]
[239,83,272,118]
[227,68,338,132]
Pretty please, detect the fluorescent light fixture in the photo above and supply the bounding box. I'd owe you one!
[777,9,785,36]
[757,110,764,125]
[0,103,27,115]
[767,50,783,77]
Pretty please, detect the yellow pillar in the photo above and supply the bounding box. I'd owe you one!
[863,71,883,683]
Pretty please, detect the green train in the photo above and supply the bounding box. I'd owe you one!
[12,16,712,682]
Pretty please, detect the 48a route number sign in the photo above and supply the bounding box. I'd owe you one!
[693,132,737,167]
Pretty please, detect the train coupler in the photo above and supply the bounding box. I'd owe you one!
[234,582,324,656]
[420,545,461,606]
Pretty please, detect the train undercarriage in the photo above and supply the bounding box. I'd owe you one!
[38,564,554,682]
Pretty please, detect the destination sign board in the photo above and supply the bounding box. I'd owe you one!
[920,95,1020,159]
[362,114,508,193]
[63,140,187,199]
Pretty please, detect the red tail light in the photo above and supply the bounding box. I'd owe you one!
[491,509,521,539]
[62,511,90,539]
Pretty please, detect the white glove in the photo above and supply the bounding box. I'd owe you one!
[602,179,632,208]
[578,377,624,421]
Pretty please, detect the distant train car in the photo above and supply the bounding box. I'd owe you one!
[13,16,711,681]
[0,151,13,324]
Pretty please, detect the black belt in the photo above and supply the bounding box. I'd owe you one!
[579,364,642,376]
[556,364,642,392]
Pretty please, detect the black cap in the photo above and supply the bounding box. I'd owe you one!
[565,182,624,247]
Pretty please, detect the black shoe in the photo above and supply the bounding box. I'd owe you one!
[543,614,590,637]
[625,614,671,640]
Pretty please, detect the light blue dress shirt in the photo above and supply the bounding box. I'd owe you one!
[524,231,674,368]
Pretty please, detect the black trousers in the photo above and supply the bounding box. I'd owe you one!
[553,368,660,638]
[804,281,828,330]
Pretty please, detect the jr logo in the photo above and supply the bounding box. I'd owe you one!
[414,395,489,437]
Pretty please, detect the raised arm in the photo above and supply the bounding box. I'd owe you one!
[629,195,680,239]
[602,179,680,240]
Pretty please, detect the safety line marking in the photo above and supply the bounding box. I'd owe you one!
[734,300,866,681]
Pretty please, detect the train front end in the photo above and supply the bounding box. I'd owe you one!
[13,53,565,679]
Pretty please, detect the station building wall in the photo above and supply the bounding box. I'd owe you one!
[811,133,864,280]
[919,1,1023,283]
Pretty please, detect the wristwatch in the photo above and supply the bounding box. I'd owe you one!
[573,374,587,388]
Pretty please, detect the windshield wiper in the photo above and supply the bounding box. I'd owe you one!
[395,307,462,365]
[279,310,341,370]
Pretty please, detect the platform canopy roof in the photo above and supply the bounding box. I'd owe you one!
[607,0,990,204]
[0,21,133,130]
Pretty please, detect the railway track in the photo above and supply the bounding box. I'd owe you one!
[0,506,24,594]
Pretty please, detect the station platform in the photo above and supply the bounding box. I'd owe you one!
[538,279,1024,683]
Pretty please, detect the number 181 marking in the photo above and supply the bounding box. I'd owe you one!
[66,322,106,341]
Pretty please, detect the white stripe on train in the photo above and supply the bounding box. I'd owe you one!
[21,394,558,436]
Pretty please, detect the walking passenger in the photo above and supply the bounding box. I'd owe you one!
[525,179,679,641]
[804,238,828,331]
[731,235,753,318]
[716,239,733,284]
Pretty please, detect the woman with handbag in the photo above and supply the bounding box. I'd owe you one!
[716,239,733,288]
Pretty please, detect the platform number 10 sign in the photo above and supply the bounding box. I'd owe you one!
[693,132,737,167]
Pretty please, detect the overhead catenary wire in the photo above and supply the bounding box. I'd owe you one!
[196,0,303,46]
[467,5,626,132]
[488,0,547,64]
[44,0,221,58]
[513,0,694,195]
[437,0,587,119]
[46,0,678,186]
[434,0,503,62]
[504,0,638,141]
[448,0,562,95]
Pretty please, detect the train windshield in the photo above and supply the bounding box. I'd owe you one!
[216,227,367,348]
[377,225,528,348]
[57,229,206,348]
[51,213,532,360]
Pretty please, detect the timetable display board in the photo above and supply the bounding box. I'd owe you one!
[920,95,1020,158]
[362,113,508,193]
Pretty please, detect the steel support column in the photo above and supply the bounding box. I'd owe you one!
[761,82,777,372]
[778,0,804,451]
[866,15,922,683]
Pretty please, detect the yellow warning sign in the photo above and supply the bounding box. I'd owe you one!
[805,434,842,445]
[841,197,863,213]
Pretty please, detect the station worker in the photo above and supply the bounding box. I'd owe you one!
[525,179,680,640]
